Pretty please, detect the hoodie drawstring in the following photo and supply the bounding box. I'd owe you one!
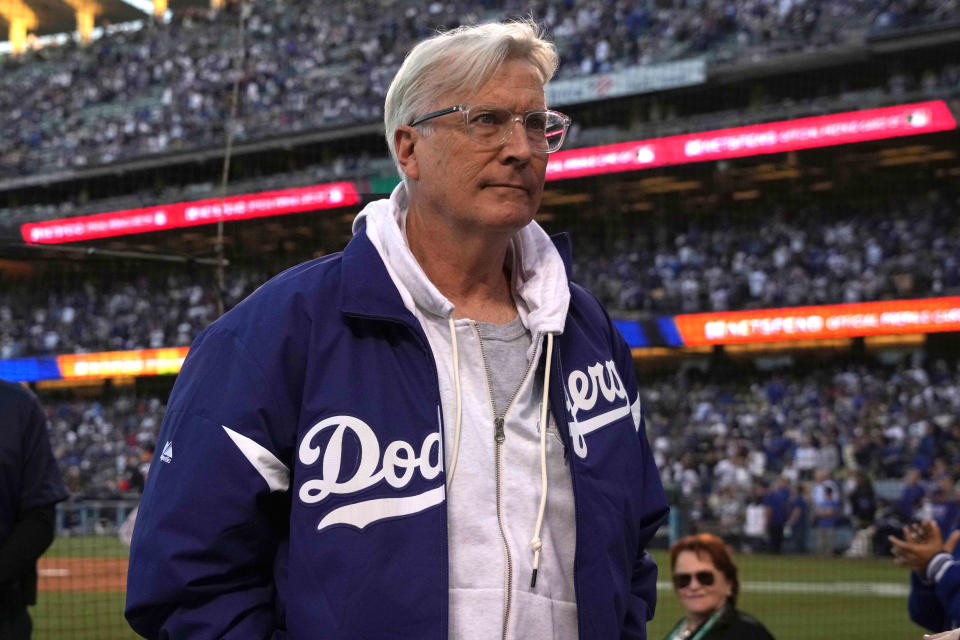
[530,331,554,588]
[445,320,555,590]
[445,316,463,493]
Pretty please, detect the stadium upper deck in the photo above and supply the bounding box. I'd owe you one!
[1,0,958,182]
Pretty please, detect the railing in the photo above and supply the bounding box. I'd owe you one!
[55,498,139,536]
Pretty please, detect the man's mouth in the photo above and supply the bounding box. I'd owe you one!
[487,183,528,192]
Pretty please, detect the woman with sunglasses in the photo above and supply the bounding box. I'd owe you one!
[663,533,776,640]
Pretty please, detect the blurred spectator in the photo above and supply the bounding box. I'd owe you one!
[743,487,768,553]
[929,475,960,535]
[898,468,927,521]
[813,484,841,555]
[786,483,810,553]
[764,476,791,553]
[847,470,877,530]
[795,437,819,481]
[812,469,840,509]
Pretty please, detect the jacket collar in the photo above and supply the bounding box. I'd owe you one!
[339,224,419,325]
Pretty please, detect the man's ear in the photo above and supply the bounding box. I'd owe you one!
[394,125,420,181]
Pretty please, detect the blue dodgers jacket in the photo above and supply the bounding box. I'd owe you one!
[908,543,960,632]
[125,227,669,640]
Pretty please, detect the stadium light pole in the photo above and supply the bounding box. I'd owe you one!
[59,0,102,44]
[215,0,246,315]
[0,0,37,54]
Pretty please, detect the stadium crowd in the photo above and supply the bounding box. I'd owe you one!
[47,393,166,500]
[574,189,960,314]
[649,358,960,554]
[1,0,958,179]
[3,190,959,358]
[42,358,960,558]
[0,269,264,359]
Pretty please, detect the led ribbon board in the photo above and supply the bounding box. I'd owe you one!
[0,347,190,382]
[546,100,957,180]
[21,182,360,244]
[18,103,955,244]
[664,297,960,347]
[55,347,190,378]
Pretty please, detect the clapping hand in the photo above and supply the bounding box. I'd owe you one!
[890,520,960,573]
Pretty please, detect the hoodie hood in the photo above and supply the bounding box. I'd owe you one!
[352,182,570,336]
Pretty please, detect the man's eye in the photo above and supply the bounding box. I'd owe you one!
[472,110,506,126]
[526,114,548,131]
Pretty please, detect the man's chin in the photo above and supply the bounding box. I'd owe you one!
[484,206,538,231]
[481,194,540,223]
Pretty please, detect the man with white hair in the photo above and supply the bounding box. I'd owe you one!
[126,20,668,639]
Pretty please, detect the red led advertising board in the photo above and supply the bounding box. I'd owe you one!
[546,100,956,180]
[19,102,956,244]
[672,297,960,346]
[22,182,360,244]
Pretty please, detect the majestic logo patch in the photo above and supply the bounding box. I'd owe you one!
[297,415,443,532]
[563,359,632,458]
[160,440,173,464]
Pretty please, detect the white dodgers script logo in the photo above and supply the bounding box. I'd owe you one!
[564,360,639,458]
[297,415,444,533]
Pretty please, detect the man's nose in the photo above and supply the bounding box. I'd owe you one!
[500,117,534,160]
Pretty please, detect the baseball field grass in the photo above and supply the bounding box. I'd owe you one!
[31,537,929,640]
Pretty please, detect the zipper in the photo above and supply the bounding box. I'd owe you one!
[473,322,543,640]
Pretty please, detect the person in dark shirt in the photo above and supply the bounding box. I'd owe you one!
[898,469,925,520]
[0,380,69,639]
[786,483,810,553]
[848,471,877,528]
[764,476,791,553]
[930,476,960,537]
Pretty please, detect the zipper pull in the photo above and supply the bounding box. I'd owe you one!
[494,417,505,443]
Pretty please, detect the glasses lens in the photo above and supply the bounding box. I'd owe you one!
[464,106,569,153]
[673,571,715,588]
[528,111,568,153]
[465,106,513,145]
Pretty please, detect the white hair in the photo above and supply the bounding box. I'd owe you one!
[384,19,559,180]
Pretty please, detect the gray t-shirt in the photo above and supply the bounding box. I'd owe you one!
[475,316,532,417]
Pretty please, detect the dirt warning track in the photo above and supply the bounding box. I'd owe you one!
[38,557,128,592]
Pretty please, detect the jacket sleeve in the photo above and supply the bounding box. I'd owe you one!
[125,327,295,640]
[610,320,670,640]
[908,572,945,632]
[910,550,960,632]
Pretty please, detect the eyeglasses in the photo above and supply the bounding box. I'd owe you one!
[672,571,716,589]
[409,103,571,154]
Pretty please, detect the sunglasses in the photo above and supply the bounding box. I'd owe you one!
[672,570,716,589]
